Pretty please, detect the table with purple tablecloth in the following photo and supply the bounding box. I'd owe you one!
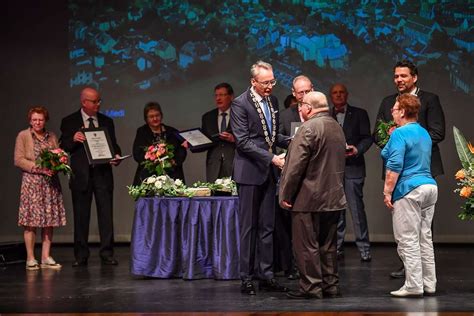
[130,196,240,279]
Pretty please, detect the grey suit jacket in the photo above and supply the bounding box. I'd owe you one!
[279,112,347,212]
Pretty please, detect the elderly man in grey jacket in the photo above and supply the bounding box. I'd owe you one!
[279,91,347,299]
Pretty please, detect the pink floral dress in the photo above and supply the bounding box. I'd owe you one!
[18,133,66,227]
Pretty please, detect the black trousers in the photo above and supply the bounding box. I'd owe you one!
[273,200,293,273]
[71,170,114,261]
[238,173,276,281]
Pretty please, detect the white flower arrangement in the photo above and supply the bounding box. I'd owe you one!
[128,176,237,200]
[193,177,237,195]
[127,175,192,200]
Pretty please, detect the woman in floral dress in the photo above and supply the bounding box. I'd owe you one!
[14,106,66,270]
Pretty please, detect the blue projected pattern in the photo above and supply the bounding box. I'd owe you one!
[69,1,473,95]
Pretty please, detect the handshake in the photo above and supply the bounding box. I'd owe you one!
[272,153,286,169]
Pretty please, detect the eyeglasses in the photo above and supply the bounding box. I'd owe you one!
[85,98,102,105]
[391,107,400,113]
[298,102,312,109]
[295,89,312,97]
[255,79,277,87]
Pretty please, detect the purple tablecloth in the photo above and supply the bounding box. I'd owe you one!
[130,196,240,279]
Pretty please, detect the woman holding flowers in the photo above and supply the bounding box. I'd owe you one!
[381,94,438,298]
[132,102,187,185]
[14,106,66,270]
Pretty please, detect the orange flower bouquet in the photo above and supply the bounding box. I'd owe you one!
[453,126,474,220]
[141,142,175,176]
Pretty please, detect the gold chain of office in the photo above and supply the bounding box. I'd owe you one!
[250,90,276,152]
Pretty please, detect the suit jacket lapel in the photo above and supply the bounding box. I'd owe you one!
[342,104,353,133]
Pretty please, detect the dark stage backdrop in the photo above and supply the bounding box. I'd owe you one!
[1,0,473,243]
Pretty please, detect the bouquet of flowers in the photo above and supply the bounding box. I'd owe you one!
[142,142,175,176]
[192,177,237,196]
[375,119,397,147]
[127,175,193,200]
[453,126,474,220]
[36,148,73,176]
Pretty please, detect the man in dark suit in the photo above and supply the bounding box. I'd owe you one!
[199,83,235,182]
[60,87,122,267]
[330,83,373,262]
[374,60,445,278]
[279,75,312,137]
[279,91,347,299]
[274,75,313,279]
[230,60,289,295]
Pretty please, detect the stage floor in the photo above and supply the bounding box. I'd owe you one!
[0,243,473,313]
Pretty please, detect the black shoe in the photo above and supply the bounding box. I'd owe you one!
[72,259,88,267]
[241,281,256,295]
[337,251,344,260]
[101,257,118,265]
[259,278,289,292]
[286,290,322,299]
[287,271,300,280]
[323,290,342,298]
[285,267,300,280]
[390,267,405,279]
[361,253,372,262]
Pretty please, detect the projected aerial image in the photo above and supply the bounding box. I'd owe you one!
[69,0,473,98]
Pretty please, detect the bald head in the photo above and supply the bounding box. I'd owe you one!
[292,75,314,103]
[330,83,348,110]
[80,87,101,116]
[303,91,329,109]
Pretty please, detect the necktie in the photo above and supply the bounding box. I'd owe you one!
[261,98,272,133]
[220,113,227,133]
[87,117,95,128]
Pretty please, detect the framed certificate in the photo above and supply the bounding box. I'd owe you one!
[83,127,115,165]
[178,128,214,153]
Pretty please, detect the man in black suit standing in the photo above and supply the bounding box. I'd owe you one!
[374,60,445,278]
[274,75,313,279]
[330,83,373,262]
[231,60,288,295]
[199,83,235,182]
[60,87,122,267]
[279,75,313,137]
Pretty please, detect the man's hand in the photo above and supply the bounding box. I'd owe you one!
[345,145,358,157]
[181,140,189,149]
[271,153,285,169]
[110,154,122,166]
[73,130,86,143]
[280,200,293,209]
[219,132,235,143]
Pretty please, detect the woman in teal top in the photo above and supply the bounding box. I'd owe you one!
[381,94,438,298]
